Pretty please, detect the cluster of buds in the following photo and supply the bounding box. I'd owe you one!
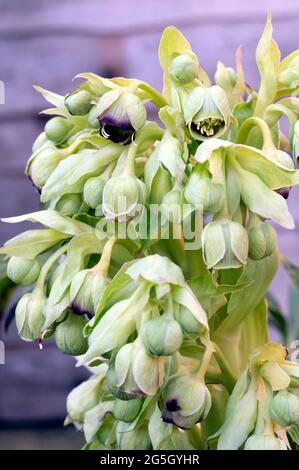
[2,15,299,450]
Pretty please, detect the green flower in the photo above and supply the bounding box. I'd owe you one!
[83,176,106,209]
[142,315,183,357]
[116,422,152,450]
[15,289,45,341]
[183,86,230,139]
[184,165,224,214]
[70,268,107,317]
[7,256,40,285]
[159,374,211,429]
[201,219,249,269]
[97,89,147,145]
[55,311,88,356]
[270,389,299,427]
[54,193,82,216]
[248,222,277,260]
[102,175,146,221]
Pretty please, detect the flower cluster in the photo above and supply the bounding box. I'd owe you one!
[1,13,299,450]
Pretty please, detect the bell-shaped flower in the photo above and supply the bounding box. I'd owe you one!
[141,314,183,357]
[183,85,230,140]
[116,421,152,450]
[113,338,166,397]
[159,373,211,429]
[201,218,249,270]
[184,164,224,214]
[97,89,146,145]
[248,221,277,260]
[113,398,143,423]
[15,288,46,341]
[70,267,108,317]
[270,389,299,427]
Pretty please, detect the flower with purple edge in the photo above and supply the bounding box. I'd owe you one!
[96,89,147,145]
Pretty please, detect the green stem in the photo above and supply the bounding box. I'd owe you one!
[236,116,275,152]
[213,342,236,393]
[35,243,69,291]
[137,82,167,109]
[187,425,204,450]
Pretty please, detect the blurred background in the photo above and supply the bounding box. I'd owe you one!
[1,0,299,450]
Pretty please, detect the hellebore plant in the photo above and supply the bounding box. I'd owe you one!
[3,13,299,450]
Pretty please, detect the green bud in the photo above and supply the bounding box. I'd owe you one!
[55,193,82,216]
[201,219,249,269]
[183,85,230,140]
[55,311,88,356]
[15,290,45,341]
[65,90,92,116]
[175,304,205,335]
[270,389,299,427]
[98,89,147,145]
[102,175,146,221]
[29,147,65,189]
[142,316,183,356]
[44,117,73,145]
[184,166,224,214]
[32,132,49,153]
[7,256,40,285]
[70,268,107,317]
[248,222,277,260]
[114,340,165,397]
[214,64,237,93]
[66,376,103,425]
[116,422,152,450]
[169,52,198,84]
[113,398,143,422]
[244,434,287,450]
[159,374,211,429]
[83,176,106,209]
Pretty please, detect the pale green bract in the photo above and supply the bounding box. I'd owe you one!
[2,15,299,451]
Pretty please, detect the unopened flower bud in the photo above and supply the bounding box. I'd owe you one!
[159,374,211,429]
[15,290,45,341]
[66,376,103,425]
[32,132,49,153]
[244,434,287,450]
[44,117,73,145]
[184,166,224,214]
[116,422,152,450]
[175,305,205,335]
[29,147,65,190]
[114,340,165,397]
[83,176,106,209]
[169,52,198,84]
[97,89,146,145]
[214,65,237,93]
[55,193,82,216]
[55,311,88,356]
[142,316,183,356]
[102,175,146,221]
[7,256,40,285]
[183,85,230,140]
[70,268,107,317]
[65,90,92,116]
[201,219,248,269]
[270,389,299,427]
[248,222,277,260]
[113,398,143,423]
